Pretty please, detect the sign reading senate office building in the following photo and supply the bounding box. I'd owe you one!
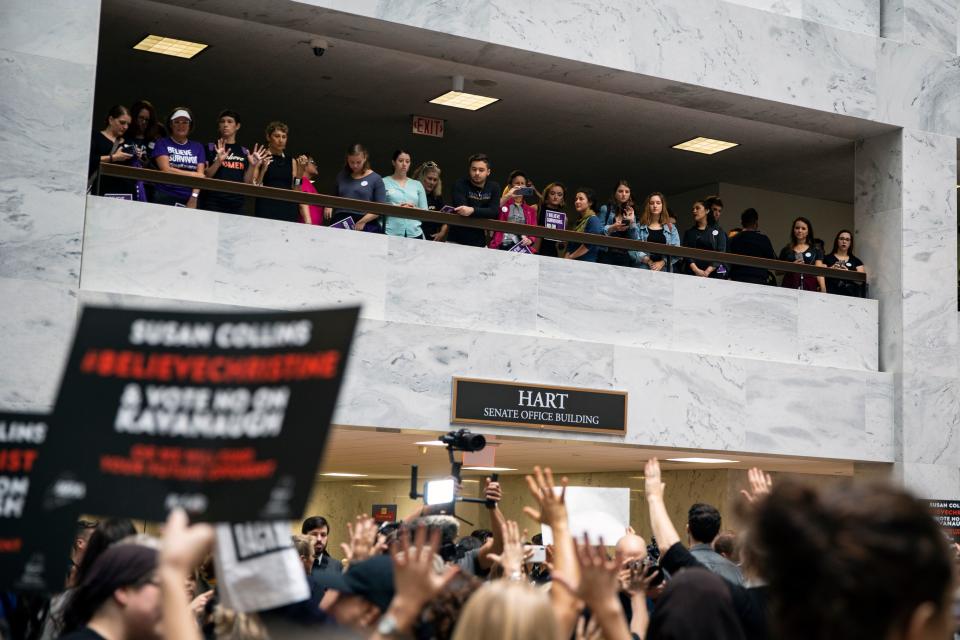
[452,378,627,435]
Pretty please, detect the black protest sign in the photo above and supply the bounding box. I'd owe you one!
[929,499,960,543]
[30,305,359,523]
[0,411,74,591]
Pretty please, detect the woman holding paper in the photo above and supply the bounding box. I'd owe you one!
[534,182,568,257]
[488,173,538,253]
[324,143,387,232]
[383,149,428,239]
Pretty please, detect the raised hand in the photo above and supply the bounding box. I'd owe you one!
[740,467,773,504]
[391,525,459,610]
[340,515,385,566]
[644,458,665,501]
[248,143,269,166]
[486,520,526,578]
[523,466,568,528]
[215,138,229,163]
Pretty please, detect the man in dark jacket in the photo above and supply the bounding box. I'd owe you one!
[728,208,777,285]
[450,153,500,247]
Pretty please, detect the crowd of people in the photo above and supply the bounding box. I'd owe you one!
[4,460,957,640]
[90,102,866,296]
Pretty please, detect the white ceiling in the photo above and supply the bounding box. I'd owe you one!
[93,0,879,204]
[319,425,856,480]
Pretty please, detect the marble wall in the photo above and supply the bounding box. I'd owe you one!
[855,127,959,498]
[0,0,101,409]
[81,195,880,374]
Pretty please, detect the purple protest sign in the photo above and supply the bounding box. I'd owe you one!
[544,210,566,230]
[331,217,356,230]
[509,242,533,254]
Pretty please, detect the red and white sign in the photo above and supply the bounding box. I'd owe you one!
[412,115,444,138]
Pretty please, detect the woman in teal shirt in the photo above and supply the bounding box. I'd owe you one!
[382,149,428,238]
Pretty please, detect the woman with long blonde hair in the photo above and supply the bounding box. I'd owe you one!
[451,580,558,640]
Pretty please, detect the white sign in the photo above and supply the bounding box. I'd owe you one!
[412,115,445,138]
[541,486,630,546]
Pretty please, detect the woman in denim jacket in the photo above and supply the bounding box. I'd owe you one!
[637,192,680,271]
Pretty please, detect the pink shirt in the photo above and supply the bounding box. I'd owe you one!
[300,179,322,225]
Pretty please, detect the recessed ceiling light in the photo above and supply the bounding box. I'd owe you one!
[461,479,480,483]
[665,457,739,464]
[321,472,368,477]
[429,91,499,111]
[133,35,208,59]
[352,484,377,488]
[462,466,517,472]
[415,440,446,447]
[672,137,739,155]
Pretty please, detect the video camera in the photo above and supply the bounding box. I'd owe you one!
[409,429,497,515]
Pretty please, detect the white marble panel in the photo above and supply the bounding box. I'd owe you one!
[743,361,879,460]
[614,346,747,452]
[0,51,95,286]
[902,0,958,54]
[0,0,102,65]
[78,289,259,313]
[802,0,879,36]
[897,462,960,498]
[82,196,219,301]
[537,258,673,350]
[877,40,960,138]
[673,276,799,364]
[723,0,801,18]
[901,375,960,464]
[214,215,388,318]
[384,236,537,334]
[854,131,903,217]
[335,319,615,431]
[798,292,878,370]
[864,371,896,460]
[0,277,77,409]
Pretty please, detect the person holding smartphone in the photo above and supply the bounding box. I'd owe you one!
[89,105,138,199]
[489,172,538,252]
[823,229,866,296]
[598,181,640,267]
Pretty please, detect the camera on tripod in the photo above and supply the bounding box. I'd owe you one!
[409,429,497,515]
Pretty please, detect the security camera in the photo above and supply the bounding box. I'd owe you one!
[310,38,328,57]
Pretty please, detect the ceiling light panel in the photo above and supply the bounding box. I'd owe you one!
[429,91,499,111]
[665,457,739,464]
[671,137,739,155]
[133,35,208,59]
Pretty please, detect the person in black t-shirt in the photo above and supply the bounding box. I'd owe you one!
[450,154,500,247]
[728,208,777,285]
[198,110,268,215]
[413,160,448,241]
[682,200,727,277]
[822,229,866,296]
[89,105,137,198]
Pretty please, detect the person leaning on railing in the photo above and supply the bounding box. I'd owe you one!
[597,180,641,267]
[450,154,501,247]
[383,149,428,239]
[412,160,448,241]
[89,105,137,199]
[823,229,866,297]
[778,216,826,292]
[564,188,604,262]
[325,142,387,232]
[151,107,206,208]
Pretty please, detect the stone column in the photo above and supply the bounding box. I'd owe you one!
[855,128,959,497]
[0,0,101,409]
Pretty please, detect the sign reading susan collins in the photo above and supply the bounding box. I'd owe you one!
[452,378,627,435]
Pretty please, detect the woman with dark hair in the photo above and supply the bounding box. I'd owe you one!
[638,192,680,272]
[489,171,538,252]
[41,519,136,639]
[151,106,206,208]
[822,229,866,296]
[325,143,387,232]
[127,99,165,168]
[596,180,640,267]
[682,199,727,277]
[383,149,428,238]
[753,481,953,640]
[88,105,137,199]
[564,188,604,262]
[534,182,567,257]
[59,544,161,640]
[778,216,825,292]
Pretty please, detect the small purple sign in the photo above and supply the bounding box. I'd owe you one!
[440,205,456,213]
[331,216,356,230]
[509,241,533,254]
[544,210,566,230]
[104,193,133,201]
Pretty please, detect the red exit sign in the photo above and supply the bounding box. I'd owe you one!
[412,115,444,138]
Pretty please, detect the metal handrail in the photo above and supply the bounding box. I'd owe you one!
[98,163,866,284]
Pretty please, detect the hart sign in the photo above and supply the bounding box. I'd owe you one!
[412,115,444,138]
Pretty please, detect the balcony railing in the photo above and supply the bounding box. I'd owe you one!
[98,164,867,287]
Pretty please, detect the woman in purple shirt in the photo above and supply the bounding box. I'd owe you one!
[151,107,206,208]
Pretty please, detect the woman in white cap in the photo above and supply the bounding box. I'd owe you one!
[150,106,206,208]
